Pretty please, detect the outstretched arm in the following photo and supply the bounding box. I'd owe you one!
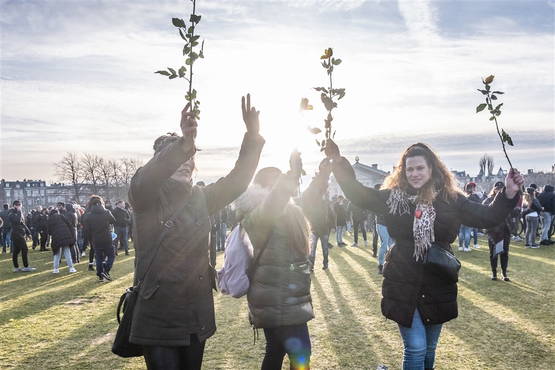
[324,140,389,214]
[203,94,265,215]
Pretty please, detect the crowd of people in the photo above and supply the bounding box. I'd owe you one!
[2,96,553,370]
[0,197,133,282]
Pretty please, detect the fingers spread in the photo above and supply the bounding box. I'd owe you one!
[247,93,251,112]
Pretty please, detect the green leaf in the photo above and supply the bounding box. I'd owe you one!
[179,29,187,40]
[183,45,191,55]
[172,18,186,28]
[484,75,495,84]
[315,139,321,147]
[491,95,497,100]
[501,129,514,146]
[492,91,504,94]
[495,103,504,110]
[489,116,495,121]
[169,74,178,79]
[185,58,193,65]
[476,103,487,113]
[155,70,171,76]
[190,14,202,24]
[332,58,342,65]
[485,84,490,91]
[187,26,194,34]
[477,89,488,95]
[167,67,176,75]
[314,87,329,93]
[191,41,199,47]
[191,35,200,42]
[178,66,186,78]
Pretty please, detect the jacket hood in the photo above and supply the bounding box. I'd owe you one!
[91,204,107,214]
[232,184,270,221]
[544,185,554,193]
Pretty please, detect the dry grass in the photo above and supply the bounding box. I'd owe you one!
[0,233,553,369]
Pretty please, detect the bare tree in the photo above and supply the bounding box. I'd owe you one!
[81,154,102,194]
[108,159,122,198]
[479,155,487,178]
[486,156,495,177]
[120,158,141,188]
[55,153,82,202]
[97,157,113,201]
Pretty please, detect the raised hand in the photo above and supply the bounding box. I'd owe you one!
[289,150,303,179]
[505,168,524,199]
[324,138,340,159]
[180,103,198,141]
[241,93,260,134]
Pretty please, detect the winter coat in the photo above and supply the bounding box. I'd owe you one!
[483,196,512,240]
[537,186,555,213]
[301,171,331,236]
[112,207,131,227]
[47,211,76,252]
[522,198,542,217]
[8,209,30,237]
[82,205,115,249]
[128,132,264,346]
[334,201,348,227]
[332,156,518,327]
[0,209,10,230]
[244,173,314,329]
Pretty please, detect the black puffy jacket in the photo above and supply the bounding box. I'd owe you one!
[537,186,555,213]
[47,211,75,252]
[82,205,115,249]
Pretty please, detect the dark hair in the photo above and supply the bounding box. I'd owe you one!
[13,200,21,206]
[253,167,282,189]
[3,204,8,209]
[86,195,104,210]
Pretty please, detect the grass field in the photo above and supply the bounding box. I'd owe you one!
[1,233,554,370]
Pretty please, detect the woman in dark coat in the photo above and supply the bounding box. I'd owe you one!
[47,208,77,274]
[323,141,523,370]
[239,154,312,370]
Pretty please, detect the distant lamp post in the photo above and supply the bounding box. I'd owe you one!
[355,156,360,163]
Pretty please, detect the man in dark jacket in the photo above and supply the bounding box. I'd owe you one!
[82,196,116,281]
[349,202,368,247]
[538,185,555,245]
[112,200,131,255]
[1,203,11,253]
[8,200,35,272]
[128,95,265,369]
[302,163,332,270]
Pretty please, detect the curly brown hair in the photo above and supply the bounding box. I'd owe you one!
[382,143,462,204]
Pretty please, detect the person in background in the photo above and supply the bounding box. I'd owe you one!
[374,183,394,275]
[334,195,348,247]
[302,160,332,271]
[48,206,77,274]
[82,195,116,281]
[537,185,555,245]
[0,204,8,252]
[65,203,80,263]
[38,208,50,251]
[483,182,513,281]
[8,200,35,272]
[30,208,41,249]
[349,201,368,247]
[113,200,131,255]
[522,187,543,248]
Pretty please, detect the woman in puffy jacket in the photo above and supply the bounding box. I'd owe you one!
[323,140,523,370]
[238,152,313,370]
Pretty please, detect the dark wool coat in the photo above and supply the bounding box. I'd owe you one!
[332,157,518,327]
[8,209,30,237]
[301,171,332,236]
[47,212,76,252]
[128,133,264,346]
[244,174,314,329]
[82,206,115,249]
[112,207,131,227]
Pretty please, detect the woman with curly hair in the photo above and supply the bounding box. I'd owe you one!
[323,140,523,370]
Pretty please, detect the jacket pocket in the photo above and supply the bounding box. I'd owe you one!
[140,283,160,300]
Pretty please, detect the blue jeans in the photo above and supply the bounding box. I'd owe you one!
[216,223,227,251]
[310,233,329,268]
[541,212,553,241]
[377,224,393,265]
[94,244,115,277]
[458,225,472,249]
[471,228,478,245]
[336,226,345,244]
[115,226,129,253]
[398,309,443,370]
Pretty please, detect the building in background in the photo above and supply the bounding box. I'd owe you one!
[328,157,389,198]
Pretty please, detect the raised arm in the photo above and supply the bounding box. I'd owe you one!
[202,94,265,215]
[324,141,389,214]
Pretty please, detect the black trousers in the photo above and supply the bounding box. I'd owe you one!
[262,323,311,370]
[353,220,367,244]
[488,235,510,276]
[12,233,29,268]
[143,336,206,370]
[39,230,48,250]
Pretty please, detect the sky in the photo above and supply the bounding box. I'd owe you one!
[1,0,554,184]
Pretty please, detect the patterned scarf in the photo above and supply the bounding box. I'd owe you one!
[386,188,436,262]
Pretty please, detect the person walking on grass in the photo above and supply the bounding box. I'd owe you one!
[82,196,116,282]
[48,206,77,274]
[522,187,543,248]
[8,200,36,272]
[239,154,313,370]
[113,200,131,255]
[324,140,523,370]
[302,160,332,271]
[349,201,368,247]
[334,195,348,247]
[537,185,555,245]
[128,95,264,370]
[483,182,513,281]
[1,203,12,254]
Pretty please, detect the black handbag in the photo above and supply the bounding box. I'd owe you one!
[112,202,189,358]
[423,244,461,283]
